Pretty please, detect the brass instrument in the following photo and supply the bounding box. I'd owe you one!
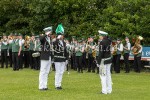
[32,52,40,57]
[111,41,117,55]
[0,38,7,43]
[8,35,14,40]
[132,36,143,55]
[85,41,89,52]
[92,43,97,58]
[24,36,30,49]
[92,48,96,58]
[85,41,97,58]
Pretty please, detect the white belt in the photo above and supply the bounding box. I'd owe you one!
[99,57,111,76]
[54,56,66,59]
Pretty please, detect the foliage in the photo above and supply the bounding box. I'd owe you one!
[0,0,149,45]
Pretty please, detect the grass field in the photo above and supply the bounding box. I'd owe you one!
[0,68,150,100]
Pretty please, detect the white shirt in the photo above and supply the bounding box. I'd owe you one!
[8,40,13,44]
[15,39,22,47]
[117,43,123,52]
[59,40,63,46]
[126,42,131,50]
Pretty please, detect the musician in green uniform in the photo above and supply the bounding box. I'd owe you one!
[0,33,8,68]
[115,39,123,73]
[82,39,87,70]
[29,34,35,69]
[75,40,84,73]
[24,35,30,68]
[12,33,22,71]
[33,35,41,70]
[87,36,95,73]
[18,33,24,69]
[70,36,76,70]
[96,40,100,74]
[123,37,131,73]
[8,33,13,67]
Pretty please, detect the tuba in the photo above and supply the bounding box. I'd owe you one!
[132,36,143,55]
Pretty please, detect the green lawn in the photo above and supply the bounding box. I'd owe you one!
[0,68,150,100]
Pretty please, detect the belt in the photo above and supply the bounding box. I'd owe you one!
[54,56,66,58]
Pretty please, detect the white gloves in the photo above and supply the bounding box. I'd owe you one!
[97,64,100,68]
[65,60,68,65]
[45,31,51,35]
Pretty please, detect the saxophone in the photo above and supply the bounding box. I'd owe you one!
[92,44,96,58]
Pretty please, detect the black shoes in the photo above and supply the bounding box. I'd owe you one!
[39,88,48,91]
[39,87,63,91]
[55,87,62,90]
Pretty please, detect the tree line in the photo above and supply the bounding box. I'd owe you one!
[0,0,149,45]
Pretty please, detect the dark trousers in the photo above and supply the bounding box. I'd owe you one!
[19,51,23,69]
[33,51,40,70]
[82,52,87,69]
[112,55,117,72]
[29,50,34,69]
[76,56,83,72]
[123,53,130,72]
[12,52,19,70]
[9,49,12,67]
[1,49,8,68]
[24,51,29,68]
[71,53,76,70]
[115,54,121,73]
[70,55,73,69]
[134,56,141,73]
[88,53,95,72]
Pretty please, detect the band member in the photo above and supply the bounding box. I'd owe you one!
[29,34,35,69]
[115,38,123,73]
[96,39,101,74]
[12,33,22,71]
[39,26,52,90]
[70,36,77,70]
[18,33,24,69]
[111,40,117,72]
[65,39,71,71]
[82,40,87,70]
[131,36,143,73]
[75,40,84,73]
[33,36,41,70]
[8,33,13,67]
[23,35,30,68]
[123,37,131,73]
[54,24,68,90]
[97,30,112,94]
[87,36,95,73]
[0,33,8,68]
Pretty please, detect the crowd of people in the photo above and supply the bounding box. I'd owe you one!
[0,25,143,93]
[0,32,143,73]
